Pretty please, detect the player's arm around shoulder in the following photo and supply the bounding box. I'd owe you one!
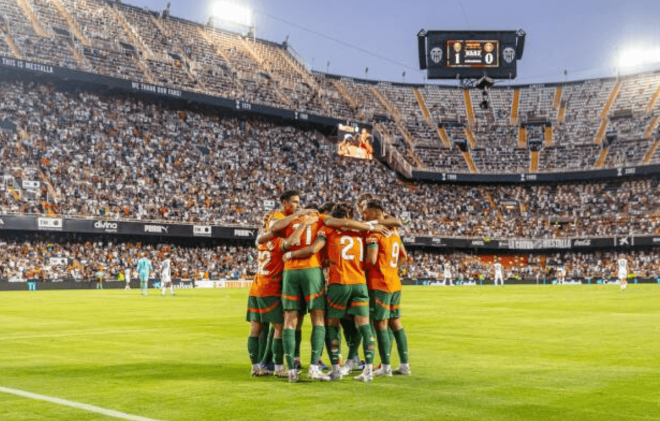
[282,214,319,250]
[325,217,390,236]
[380,214,403,228]
[256,229,276,246]
[283,234,326,262]
[269,209,316,234]
[365,234,380,268]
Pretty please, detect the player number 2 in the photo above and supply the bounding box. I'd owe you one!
[340,236,363,262]
[258,251,271,275]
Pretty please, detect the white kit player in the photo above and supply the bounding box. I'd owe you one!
[493,261,504,286]
[617,255,629,291]
[557,266,566,284]
[125,267,131,290]
[443,263,453,286]
[161,255,175,296]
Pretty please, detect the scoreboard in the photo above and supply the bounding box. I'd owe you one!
[419,30,525,79]
[446,40,499,67]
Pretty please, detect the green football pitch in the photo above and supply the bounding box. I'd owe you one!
[1,285,659,421]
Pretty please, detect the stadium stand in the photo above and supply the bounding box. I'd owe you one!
[2,231,658,283]
[0,232,251,282]
[403,249,660,282]
[1,0,660,283]
[312,72,355,121]
[1,79,660,238]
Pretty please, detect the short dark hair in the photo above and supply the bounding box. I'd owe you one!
[306,203,320,211]
[356,192,376,206]
[331,202,353,219]
[279,190,300,203]
[365,199,385,212]
[318,201,336,214]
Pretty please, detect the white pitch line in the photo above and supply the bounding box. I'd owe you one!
[0,328,160,341]
[0,386,166,421]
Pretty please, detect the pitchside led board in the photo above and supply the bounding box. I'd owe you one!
[418,30,525,79]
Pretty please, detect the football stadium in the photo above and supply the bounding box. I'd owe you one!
[1,0,659,420]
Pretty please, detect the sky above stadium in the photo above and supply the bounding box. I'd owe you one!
[128,0,660,85]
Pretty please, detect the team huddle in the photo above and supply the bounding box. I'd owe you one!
[246,191,410,382]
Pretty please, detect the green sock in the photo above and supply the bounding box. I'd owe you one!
[282,328,296,370]
[339,318,353,345]
[325,325,341,366]
[349,325,362,360]
[310,325,326,364]
[375,329,392,365]
[294,329,302,359]
[260,325,274,364]
[339,319,355,359]
[257,324,269,363]
[272,338,284,366]
[340,319,362,361]
[358,324,375,365]
[388,328,395,343]
[392,328,409,364]
[248,336,260,365]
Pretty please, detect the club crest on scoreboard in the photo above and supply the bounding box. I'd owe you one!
[430,47,443,64]
[503,47,516,63]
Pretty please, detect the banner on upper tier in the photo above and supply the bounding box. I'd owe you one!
[0,55,366,132]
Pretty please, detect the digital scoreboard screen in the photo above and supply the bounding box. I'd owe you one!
[419,30,524,79]
[446,40,499,67]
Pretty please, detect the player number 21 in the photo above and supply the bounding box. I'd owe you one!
[340,236,363,262]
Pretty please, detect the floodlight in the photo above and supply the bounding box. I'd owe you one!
[617,46,660,69]
[211,1,252,27]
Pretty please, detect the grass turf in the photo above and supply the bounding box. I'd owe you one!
[0,285,659,421]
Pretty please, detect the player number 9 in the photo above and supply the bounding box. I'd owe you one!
[391,242,400,268]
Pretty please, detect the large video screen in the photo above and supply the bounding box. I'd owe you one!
[337,124,373,160]
[419,30,523,79]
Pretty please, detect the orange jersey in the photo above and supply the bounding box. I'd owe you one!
[282,214,329,271]
[267,210,286,230]
[249,238,284,297]
[319,224,330,268]
[319,227,366,285]
[366,232,403,292]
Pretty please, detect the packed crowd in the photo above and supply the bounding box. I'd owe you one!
[400,249,660,282]
[2,81,660,239]
[0,233,252,282]
[1,232,658,283]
